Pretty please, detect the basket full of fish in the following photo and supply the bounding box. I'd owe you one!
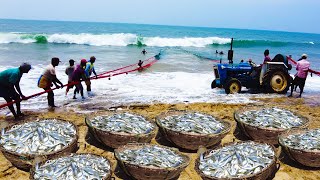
[156,111,231,150]
[0,118,78,170]
[114,143,190,180]
[85,112,157,148]
[234,107,309,144]
[279,128,320,167]
[195,141,278,180]
[30,153,112,180]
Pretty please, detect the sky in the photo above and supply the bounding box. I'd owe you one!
[0,0,319,34]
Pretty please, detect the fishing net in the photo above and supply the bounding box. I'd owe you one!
[156,110,231,150]
[85,112,157,148]
[0,119,78,170]
[279,128,320,167]
[195,141,278,180]
[114,143,190,180]
[234,107,309,144]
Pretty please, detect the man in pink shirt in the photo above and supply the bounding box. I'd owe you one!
[288,54,310,98]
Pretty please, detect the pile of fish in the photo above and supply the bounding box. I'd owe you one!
[280,129,320,150]
[198,142,275,178]
[238,107,304,129]
[118,145,184,168]
[0,119,76,155]
[89,113,154,134]
[158,112,225,134]
[33,154,111,180]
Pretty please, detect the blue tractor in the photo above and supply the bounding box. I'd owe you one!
[211,54,292,94]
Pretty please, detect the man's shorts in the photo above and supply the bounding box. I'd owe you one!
[293,76,306,88]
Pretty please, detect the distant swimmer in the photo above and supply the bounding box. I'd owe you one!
[141,49,147,55]
[0,63,31,119]
[215,50,218,54]
[288,54,310,98]
[38,57,64,108]
[219,51,224,55]
[138,60,143,67]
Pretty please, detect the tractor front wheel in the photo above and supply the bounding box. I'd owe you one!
[225,79,242,94]
[211,80,217,89]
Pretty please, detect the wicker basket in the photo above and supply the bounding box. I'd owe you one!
[85,112,158,149]
[279,128,320,167]
[0,118,79,171]
[156,110,231,150]
[195,141,279,180]
[29,153,112,180]
[234,107,309,144]
[114,143,190,180]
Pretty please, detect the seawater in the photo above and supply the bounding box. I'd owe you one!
[0,19,320,112]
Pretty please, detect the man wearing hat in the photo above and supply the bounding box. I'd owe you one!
[38,57,64,107]
[0,63,31,119]
[65,59,75,95]
[288,54,310,98]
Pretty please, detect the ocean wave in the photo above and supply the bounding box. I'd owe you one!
[0,32,316,47]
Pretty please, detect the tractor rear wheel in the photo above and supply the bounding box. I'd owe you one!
[225,79,241,94]
[265,70,289,94]
[211,80,217,89]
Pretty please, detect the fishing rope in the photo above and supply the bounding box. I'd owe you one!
[0,54,160,109]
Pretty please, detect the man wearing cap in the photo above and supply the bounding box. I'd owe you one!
[38,57,64,107]
[65,59,75,95]
[84,56,98,93]
[0,63,31,119]
[288,54,310,98]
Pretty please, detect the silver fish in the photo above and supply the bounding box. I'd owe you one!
[88,113,155,134]
[33,154,111,180]
[159,112,225,134]
[238,108,304,129]
[118,145,184,168]
[0,119,76,155]
[198,142,275,178]
[280,129,320,150]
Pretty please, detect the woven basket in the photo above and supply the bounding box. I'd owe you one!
[29,153,112,180]
[279,128,320,167]
[114,143,190,180]
[0,118,79,171]
[234,107,309,144]
[85,112,158,149]
[156,110,231,150]
[195,141,279,180]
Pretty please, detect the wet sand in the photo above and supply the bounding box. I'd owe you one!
[0,97,320,180]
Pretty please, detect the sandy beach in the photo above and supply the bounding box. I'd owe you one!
[0,97,319,180]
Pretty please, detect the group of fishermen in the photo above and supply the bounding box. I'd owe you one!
[0,56,97,119]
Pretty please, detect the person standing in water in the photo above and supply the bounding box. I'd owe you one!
[84,56,98,93]
[65,59,75,95]
[288,54,310,98]
[72,59,87,99]
[263,49,271,64]
[38,57,64,107]
[0,63,31,119]
[141,49,147,55]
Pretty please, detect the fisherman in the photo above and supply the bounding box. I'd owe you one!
[38,57,64,107]
[72,59,87,99]
[0,63,31,119]
[141,49,147,55]
[65,59,75,95]
[288,54,310,98]
[84,56,98,93]
[263,49,271,64]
